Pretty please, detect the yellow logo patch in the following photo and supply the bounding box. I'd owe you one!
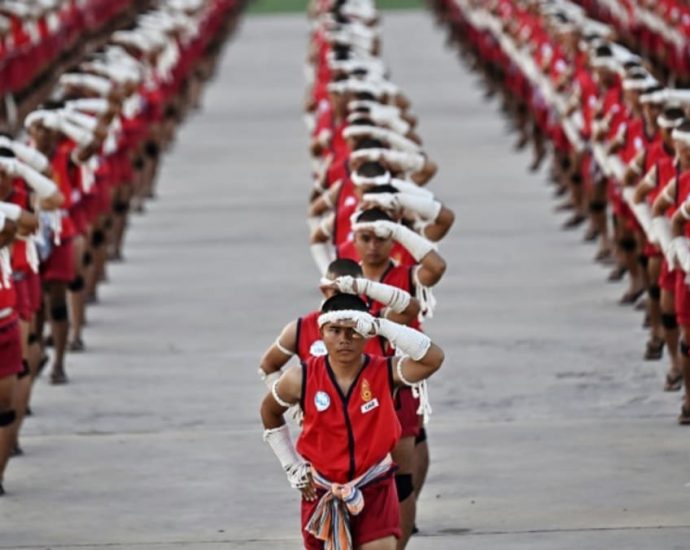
[361,379,373,402]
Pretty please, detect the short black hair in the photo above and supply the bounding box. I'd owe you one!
[356,208,393,223]
[664,106,685,120]
[327,258,363,278]
[675,120,690,134]
[355,91,377,102]
[348,117,374,127]
[354,138,385,150]
[0,147,16,158]
[364,184,399,195]
[321,293,369,313]
[594,44,613,57]
[41,100,66,110]
[356,161,386,178]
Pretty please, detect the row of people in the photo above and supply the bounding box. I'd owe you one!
[0,0,243,496]
[430,0,690,424]
[574,0,690,86]
[260,1,454,549]
[0,0,136,100]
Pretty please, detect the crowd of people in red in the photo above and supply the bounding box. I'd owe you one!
[259,1,456,548]
[430,0,690,425]
[0,0,243,497]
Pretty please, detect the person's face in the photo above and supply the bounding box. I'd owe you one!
[643,103,662,129]
[661,126,674,147]
[623,89,641,114]
[0,172,13,199]
[29,124,54,154]
[354,228,393,266]
[320,321,367,363]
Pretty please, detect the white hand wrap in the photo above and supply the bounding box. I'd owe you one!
[0,201,21,221]
[390,178,434,198]
[0,139,50,173]
[673,237,690,273]
[652,216,674,264]
[376,318,431,361]
[15,161,58,198]
[396,193,442,221]
[333,276,411,314]
[263,424,311,490]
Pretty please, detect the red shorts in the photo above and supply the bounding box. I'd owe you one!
[659,260,677,293]
[395,387,421,439]
[301,475,401,549]
[0,317,22,379]
[676,271,690,327]
[13,277,31,322]
[40,239,75,283]
[643,243,662,258]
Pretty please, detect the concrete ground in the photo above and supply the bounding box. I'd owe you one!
[2,9,689,550]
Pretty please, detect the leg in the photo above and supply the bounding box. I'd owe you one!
[413,427,429,502]
[68,234,87,351]
[0,374,18,492]
[645,257,664,360]
[391,436,415,550]
[357,537,397,550]
[46,281,69,384]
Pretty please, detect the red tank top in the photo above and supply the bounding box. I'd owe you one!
[644,141,674,206]
[297,310,387,361]
[675,169,690,238]
[333,178,358,246]
[7,181,31,273]
[51,139,79,238]
[297,354,401,483]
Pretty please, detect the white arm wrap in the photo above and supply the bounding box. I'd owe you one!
[396,193,442,221]
[15,162,57,198]
[391,223,435,262]
[0,212,5,230]
[390,178,434,198]
[376,318,431,361]
[0,202,21,221]
[263,424,303,471]
[336,276,411,313]
[672,237,690,273]
[310,243,334,276]
[382,150,425,172]
[8,142,49,173]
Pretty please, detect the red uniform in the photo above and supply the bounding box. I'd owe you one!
[674,170,690,325]
[297,354,401,483]
[0,259,21,379]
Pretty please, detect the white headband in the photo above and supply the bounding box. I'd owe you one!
[317,309,373,329]
[658,114,684,129]
[623,76,658,91]
[351,170,390,187]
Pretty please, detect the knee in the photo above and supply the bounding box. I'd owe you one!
[414,428,427,446]
[0,409,16,427]
[395,473,414,502]
[662,313,678,330]
[68,275,85,292]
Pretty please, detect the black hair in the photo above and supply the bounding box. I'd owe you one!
[594,44,613,57]
[364,184,399,195]
[348,117,374,127]
[0,147,15,158]
[354,138,385,151]
[356,208,394,223]
[321,293,369,314]
[664,106,685,120]
[676,120,690,134]
[356,161,387,177]
[327,258,363,278]
[41,100,66,110]
[355,91,377,102]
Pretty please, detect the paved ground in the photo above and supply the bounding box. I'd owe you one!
[2,9,689,550]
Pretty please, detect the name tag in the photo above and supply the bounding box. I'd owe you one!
[361,398,379,414]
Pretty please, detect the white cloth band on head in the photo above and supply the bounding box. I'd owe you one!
[658,115,684,129]
[672,129,690,145]
[622,76,658,91]
[591,57,621,73]
[351,171,391,187]
[317,309,374,331]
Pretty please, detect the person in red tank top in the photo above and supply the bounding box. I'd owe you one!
[259,258,420,387]
[626,106,684,365]
[651,122,690,413]
[261,293,444,550]
[664,122,690,424]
